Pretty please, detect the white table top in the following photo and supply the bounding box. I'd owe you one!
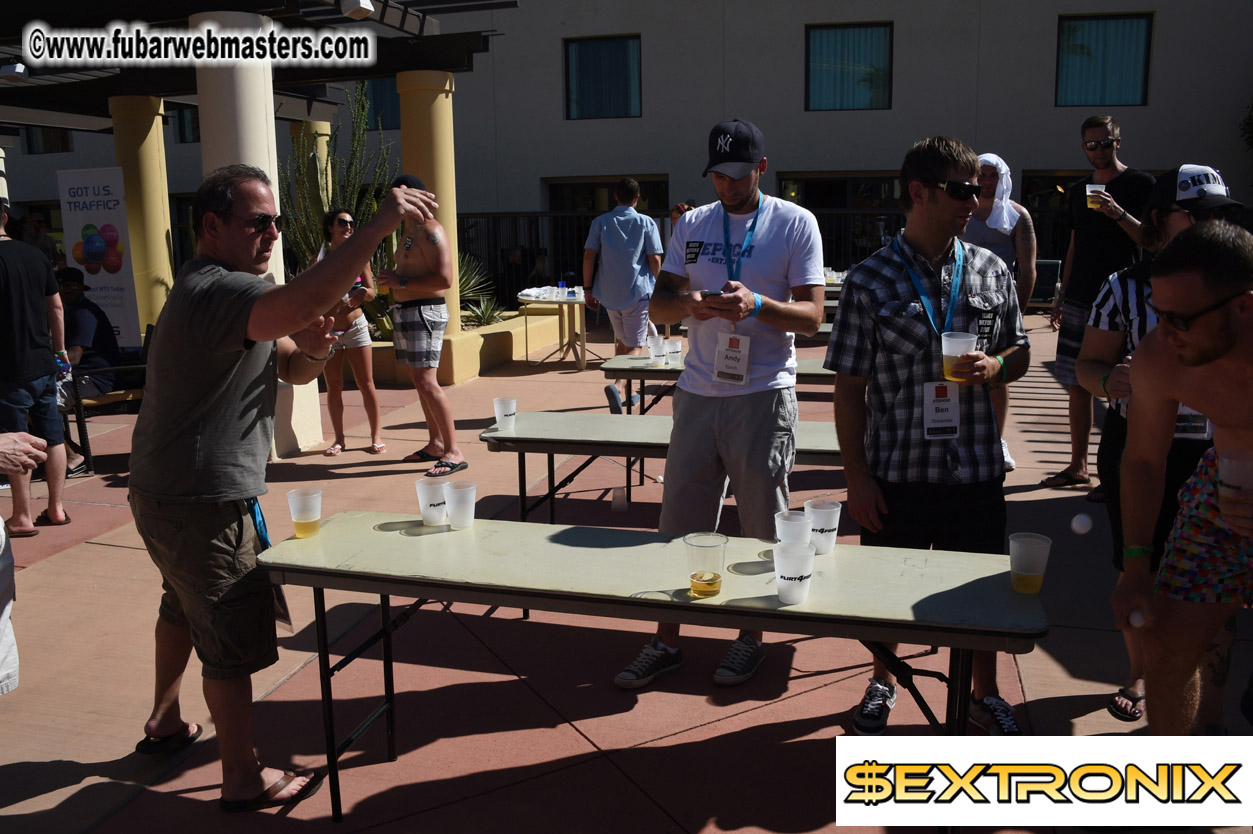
[260,514,1048,652]
[600,354,834,383]
[517,292,585,306]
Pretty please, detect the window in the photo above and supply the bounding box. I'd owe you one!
[806,23,892,111]
[173,107,200,144]
[1056,14,1151,107]
[565,36,641,120]
[365,78,401,130]
[23,126,72,154]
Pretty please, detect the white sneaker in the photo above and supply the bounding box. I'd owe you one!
[1001,439,1016,472]
[969,694,1023,735]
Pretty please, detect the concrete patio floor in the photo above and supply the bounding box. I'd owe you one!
[1,313,1249,834]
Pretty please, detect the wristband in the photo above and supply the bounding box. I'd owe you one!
[299,349,330,363]
[1100,369,1112,398]
[55,350,68,357]
[1116,208,1128,221]
[746,292,763,318]
[1122,546,1152,560]
[1055,292,1065,303]
[995,354,1007,383]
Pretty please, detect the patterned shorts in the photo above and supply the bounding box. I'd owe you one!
[392,300,448,368]
[1053,300,1090,388]
[1156,447,1253,606]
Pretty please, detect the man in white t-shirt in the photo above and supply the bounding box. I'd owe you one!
[613,119,825,690]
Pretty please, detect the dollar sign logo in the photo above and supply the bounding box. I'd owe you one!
[844,760,892,805]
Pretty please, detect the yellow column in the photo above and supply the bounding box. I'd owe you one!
[288,120,332,226]
[190,10,319,456]
[396,71,461,331]
[108,96,174,334]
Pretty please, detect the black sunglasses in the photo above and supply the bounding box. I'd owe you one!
[230,213,285,234]
[1163,205,1241,223]
[1083,138,1118,151]
[930,180,981,201]
[335,217,355,228]
[1148,291,1246,332]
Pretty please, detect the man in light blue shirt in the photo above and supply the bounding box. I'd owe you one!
[583,177,663,409]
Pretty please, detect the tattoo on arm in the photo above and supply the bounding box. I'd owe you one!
[426,230,441,246]
[1020,214,1036,246]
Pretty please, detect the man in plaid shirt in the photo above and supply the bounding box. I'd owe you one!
[825,136,1030,736]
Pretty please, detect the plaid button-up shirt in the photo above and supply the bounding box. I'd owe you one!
[825,233,1029,485]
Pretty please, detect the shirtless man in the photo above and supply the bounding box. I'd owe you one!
[1112,220,1253,735]
[376,174,465,477]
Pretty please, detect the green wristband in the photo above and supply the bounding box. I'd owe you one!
[1123,546,1152,560]
[1100,370,1112,398]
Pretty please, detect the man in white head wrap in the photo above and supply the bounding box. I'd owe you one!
[961,153,1037,471]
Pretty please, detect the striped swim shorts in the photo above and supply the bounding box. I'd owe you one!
[392,299,448,368]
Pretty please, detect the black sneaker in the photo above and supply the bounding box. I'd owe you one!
[853,678,897,736]
[614,638,683,689]
[712,634,765,685]
[969,694,1023,735]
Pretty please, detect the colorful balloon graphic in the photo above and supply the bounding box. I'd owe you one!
[75,223,125,276]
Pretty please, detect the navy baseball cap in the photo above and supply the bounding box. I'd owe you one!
[392,174,426,190]
[703,119,765,178]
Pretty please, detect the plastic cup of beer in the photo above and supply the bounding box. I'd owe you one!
[286,488,322,538]
[774,541,816,605]
[648,335,667,368]
[493,396,516,431]
[416,479,448,527]
[444,480,477,529]
[804,499,842,555]
[774,510,811,544]
[1086,183,1106,210]
[684,532,727,599]
[1009,533,1052,594]
[941,331,978,382]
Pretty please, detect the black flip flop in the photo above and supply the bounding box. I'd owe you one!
[403,449,441,463]
[424,460,469,478]
[219,770,323,814]
[1106,687,1145,722]
[135,722,204,754]
[34,510,71,527]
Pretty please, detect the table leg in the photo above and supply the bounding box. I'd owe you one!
[576,306,587,370]
[624,380,634,415]
[313,588,343,821]
[548,453,556,524]
[517,454,528,522]
[557,305,570,361]
[381,595,397,761]
[945,649,974,735]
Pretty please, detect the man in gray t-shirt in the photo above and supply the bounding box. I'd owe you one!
[127,164,436,812]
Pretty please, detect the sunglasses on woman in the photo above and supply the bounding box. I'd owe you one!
[1083,138,1117,151]
[930,180,982,201]
[1147,291,1246,331]
[335,217,356,228]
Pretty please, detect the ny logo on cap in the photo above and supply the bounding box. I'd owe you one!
[716,134,732,153]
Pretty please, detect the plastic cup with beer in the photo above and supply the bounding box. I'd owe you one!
[684,532,727,599]
[286,488,322,538]
[416,479,448,527]
[774,541,816,605]
[444,480,477,529]
[648,335,667,368]
[941,331,978,382]
[493,396,517,431]
[1008,533,1052,594]
[1086,183,1106,210]
[774,510,811,544]
[804,499,842,555]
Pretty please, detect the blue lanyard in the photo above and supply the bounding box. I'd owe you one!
[723,192,762,287]
[245,497,272,549]
[892,238,964,335]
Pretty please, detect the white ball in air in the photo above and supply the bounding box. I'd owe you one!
[1071,513,1094,535]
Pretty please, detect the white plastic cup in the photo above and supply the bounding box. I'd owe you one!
[648,335,666,368]
[1085,183,1106,209]
[774,541,816,605]
[774,510,811,544]
[444,480,477,529]
[287,488,322,538]
[941,331,978,381]
[664,339,683,366]
[684,532,728,599]
[416,479,448,526]
[493,396,517,431]
[1009,533,1052,594]
[804,499,842,555]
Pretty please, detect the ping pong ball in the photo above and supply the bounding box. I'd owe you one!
[1129,610,1146,628]
[1071,513,1093,535]
[656,475,664,484]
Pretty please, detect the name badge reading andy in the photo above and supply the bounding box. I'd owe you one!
[715,331,751,385]
[923,381,960,439]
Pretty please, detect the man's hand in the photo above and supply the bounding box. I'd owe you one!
[371,185,439,232]
[1104,355,1133,399]
[948,351,1003,386]
[700,281,755,323]
[845,471,887,534]
[376,268,405,291]
[584,289,600,312]
[290,315,337,359]
[1049,297,1063,331]
[1111,568,1155,630]
[1092,190,1127,221]
[0,431,48,475]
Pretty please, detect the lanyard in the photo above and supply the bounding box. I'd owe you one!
[245,497,272,549]
[723,191,762,287]
[892,237,964,335]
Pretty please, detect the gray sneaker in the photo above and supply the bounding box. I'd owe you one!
[853,678,898,736]
[614,638,683,689]
[969,694,1023,735]
[712,634,765,685]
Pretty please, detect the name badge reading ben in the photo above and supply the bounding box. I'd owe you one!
[715,331,750,385]
[923,381,960,439]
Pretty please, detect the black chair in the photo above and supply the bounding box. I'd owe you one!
[1027,260,1061,309]
[63,324,154,475]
